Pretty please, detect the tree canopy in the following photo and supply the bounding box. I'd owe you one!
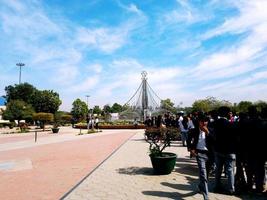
[71,98,88,121]
[3,100,34,122]
[32,90,61,114]
[4,83,37,104]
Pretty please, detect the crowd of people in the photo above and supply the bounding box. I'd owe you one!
[144,106,267,200]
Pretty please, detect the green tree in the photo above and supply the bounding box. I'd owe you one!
[254,100,267,112]
[32,90,62,113]
[32,112,54,130]
[160,98,176,113]
[111,103,123,113]
[236,101,253,113]
[3,100,34,124]
[71,98,88,121]
[93,105,102,115]
[103,104,112,114]
[4,83,37,104]
[192,97,232,112]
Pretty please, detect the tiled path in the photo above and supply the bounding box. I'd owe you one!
[0,128,138,200]
[64,131,266,200]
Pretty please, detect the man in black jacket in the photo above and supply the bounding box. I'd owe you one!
[213,106,237,195]
[187,114,211,200]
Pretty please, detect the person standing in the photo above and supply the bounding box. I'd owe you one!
[213,106,237,195]
[187,115,211,200]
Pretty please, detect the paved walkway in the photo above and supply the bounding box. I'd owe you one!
[64,131,266,200]
[0,128,138,200]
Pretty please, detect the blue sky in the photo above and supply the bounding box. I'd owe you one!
[0,0,267,111]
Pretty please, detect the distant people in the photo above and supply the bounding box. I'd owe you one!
[156,115,162,128]
[179,116,194,147]
[187,115,211,200]
[95,117,99,131]
[133,118,138,128]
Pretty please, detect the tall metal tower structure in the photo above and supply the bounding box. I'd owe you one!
[121,71,163,121]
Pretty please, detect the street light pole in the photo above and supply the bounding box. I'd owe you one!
[86,95,90,131]
[85,95,90,111]
[16,63,25,84]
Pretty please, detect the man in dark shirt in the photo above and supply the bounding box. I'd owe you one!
[213,106,237,195]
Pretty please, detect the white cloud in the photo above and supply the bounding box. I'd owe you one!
[76,26,129,53]
[111,58,143,70]
[191,0,267,81]
[66,76,99,93]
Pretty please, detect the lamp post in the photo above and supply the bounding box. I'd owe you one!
[16,63,25,84]
[85,95,90,131]
[85,95,90,111]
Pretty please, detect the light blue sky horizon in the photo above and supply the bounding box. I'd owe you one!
[0,0,267,111]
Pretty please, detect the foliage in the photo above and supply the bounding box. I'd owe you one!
[33,112,54,122]
[71,98,88,121]
[93,105,102,115]
[144,127,180,156]
[235,101,253,113]
[254,101,267,112]
[102,104,112,114]
[33,112,54,130]
[3,100,34,123]
[60,114,72,123]
[32,90,61,114]
[192,96,232,112]
[160,98,176,113]
[111,103,123,113]
[4,83,37,104]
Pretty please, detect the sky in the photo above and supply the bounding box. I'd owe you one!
[0,0,267,111]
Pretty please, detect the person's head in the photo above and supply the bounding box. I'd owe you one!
[248,106,258,118]
[218,106,231,118]
[198,114,209,128]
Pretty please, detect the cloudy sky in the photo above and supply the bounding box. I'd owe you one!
[0,0,267,111]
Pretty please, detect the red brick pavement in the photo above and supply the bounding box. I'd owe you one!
[0,131,135,200]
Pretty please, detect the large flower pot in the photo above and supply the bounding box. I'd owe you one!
[149,152,177,175]
[51,128,59,133]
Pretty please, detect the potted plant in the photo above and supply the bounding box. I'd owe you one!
[51,122,60,133]
[144,127,180,175]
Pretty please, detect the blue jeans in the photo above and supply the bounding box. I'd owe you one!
[181,131,188,146]
[215,152,236,193]
[196,153,209,200]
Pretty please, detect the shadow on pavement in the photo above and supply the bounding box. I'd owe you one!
[116,166,154,176]
[142,175,199,199]
[142,191,181,199]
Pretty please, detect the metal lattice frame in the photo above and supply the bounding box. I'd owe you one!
[120,71,174,121]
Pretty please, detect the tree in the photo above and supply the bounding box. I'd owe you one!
[3,100,34,124]
[93,105,102,115]
[71,99,88,121]
[4,83,37,104]
[254,100,267,112]
[192,97,232,113]
[32,90,62,113]
[103,104,112,114]
[236,101,253,113]
[111,103,123,113]
[160,98,176,113]
[32,112,54,130]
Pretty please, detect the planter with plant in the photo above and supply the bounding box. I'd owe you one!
[51,122,60,133]
[144,127,180,175]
